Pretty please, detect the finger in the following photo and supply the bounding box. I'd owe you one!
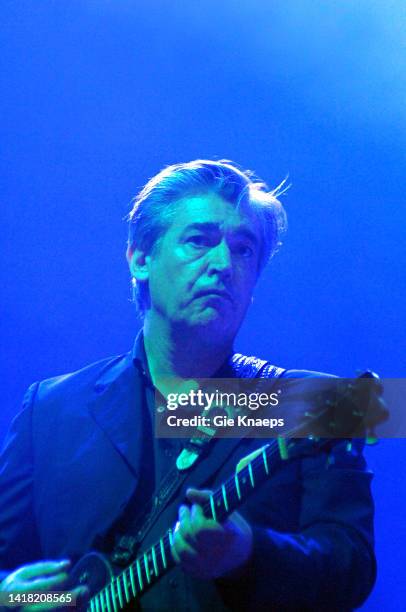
[185,488,213,505]
[188,504,226,552]
[177,504,191,533]
[177,504,199,547]
[190,502,205,525]
[181,503,219,544]
[72,585,90,611]
[190,502,219,530]
[27,572,69,591]
[181,503,205,546]
[18,561,71,581]
[171,528,197,564]
[190,502,223,534]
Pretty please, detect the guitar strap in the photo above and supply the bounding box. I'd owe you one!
[109,356,285,566]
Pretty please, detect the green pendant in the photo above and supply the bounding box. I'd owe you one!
[176,448,200,471]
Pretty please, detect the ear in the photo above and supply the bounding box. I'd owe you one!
[126,246,150,282]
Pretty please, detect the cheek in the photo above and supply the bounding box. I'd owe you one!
[149,262,190,306]
[148,264,173,303]
[237,270,257,298]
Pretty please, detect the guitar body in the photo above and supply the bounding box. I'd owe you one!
[68,551,114,609]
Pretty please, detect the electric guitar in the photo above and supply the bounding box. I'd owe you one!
[68,373,388,611]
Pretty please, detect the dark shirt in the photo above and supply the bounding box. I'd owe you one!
[131,331,237,494]
[132,333,183,497]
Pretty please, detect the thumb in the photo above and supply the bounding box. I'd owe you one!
[185,488,213,505]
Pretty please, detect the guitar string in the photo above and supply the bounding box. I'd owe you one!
[90,434,300,610]
[94,436,292,611]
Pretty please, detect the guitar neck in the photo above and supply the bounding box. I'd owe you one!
[87,438,288,611]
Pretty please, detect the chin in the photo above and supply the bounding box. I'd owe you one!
[189,310,237,341]
[188,306,225,325]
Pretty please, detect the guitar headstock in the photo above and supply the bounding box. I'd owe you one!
[296,370,389,441]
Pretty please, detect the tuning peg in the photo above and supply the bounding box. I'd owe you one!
[358,370,383,393]
[359,369,379,380]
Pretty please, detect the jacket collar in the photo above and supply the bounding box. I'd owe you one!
[87,349,143,478]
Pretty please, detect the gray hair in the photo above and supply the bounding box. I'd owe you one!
[127,159,288,316]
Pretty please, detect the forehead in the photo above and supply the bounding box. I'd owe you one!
[166,193,261,238]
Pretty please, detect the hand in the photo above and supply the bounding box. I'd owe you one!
[0,560,89,611]
[171,488,253,580]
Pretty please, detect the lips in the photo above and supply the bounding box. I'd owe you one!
[194,289,233,302]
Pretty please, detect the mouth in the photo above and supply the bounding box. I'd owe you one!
[193,289,233,302]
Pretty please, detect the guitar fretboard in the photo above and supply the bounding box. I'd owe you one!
[87,438,297,612]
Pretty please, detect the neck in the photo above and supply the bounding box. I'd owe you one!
[143,311,232,386]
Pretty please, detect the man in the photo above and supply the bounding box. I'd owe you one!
[0,160,376,610]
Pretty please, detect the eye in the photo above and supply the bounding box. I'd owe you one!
[186,234,210,248]
[233,243,254,258]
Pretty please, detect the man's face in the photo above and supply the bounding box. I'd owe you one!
[140,193,261,342]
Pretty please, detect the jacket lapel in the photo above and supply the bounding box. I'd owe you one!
[87,353,143,478]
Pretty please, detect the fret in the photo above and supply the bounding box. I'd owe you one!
[108,583,117,612]
[129,563,137,597]
[248,462,255,487]
[99,589,106,612]
[144,552,151,583]
[90,598,95,612]
[277,437,289,460]
[136,558,144,590]
[216,492,223,512]
[121,571,130,603]
[151,544,159,576]
[240,470,249,495]
[262,447,269,474]
[116,575,124,608]
[234,472,241,500]
[160,537,167,569]
[221,483,229,512]
[94,594,100,612]
[209,494,216,521]
[103,587,113,612]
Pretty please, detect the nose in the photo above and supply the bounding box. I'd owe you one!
[207,239,232,278]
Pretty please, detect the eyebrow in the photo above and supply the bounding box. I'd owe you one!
[183,222,259,245]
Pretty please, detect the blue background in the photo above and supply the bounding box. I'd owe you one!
[1,2,405,608]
